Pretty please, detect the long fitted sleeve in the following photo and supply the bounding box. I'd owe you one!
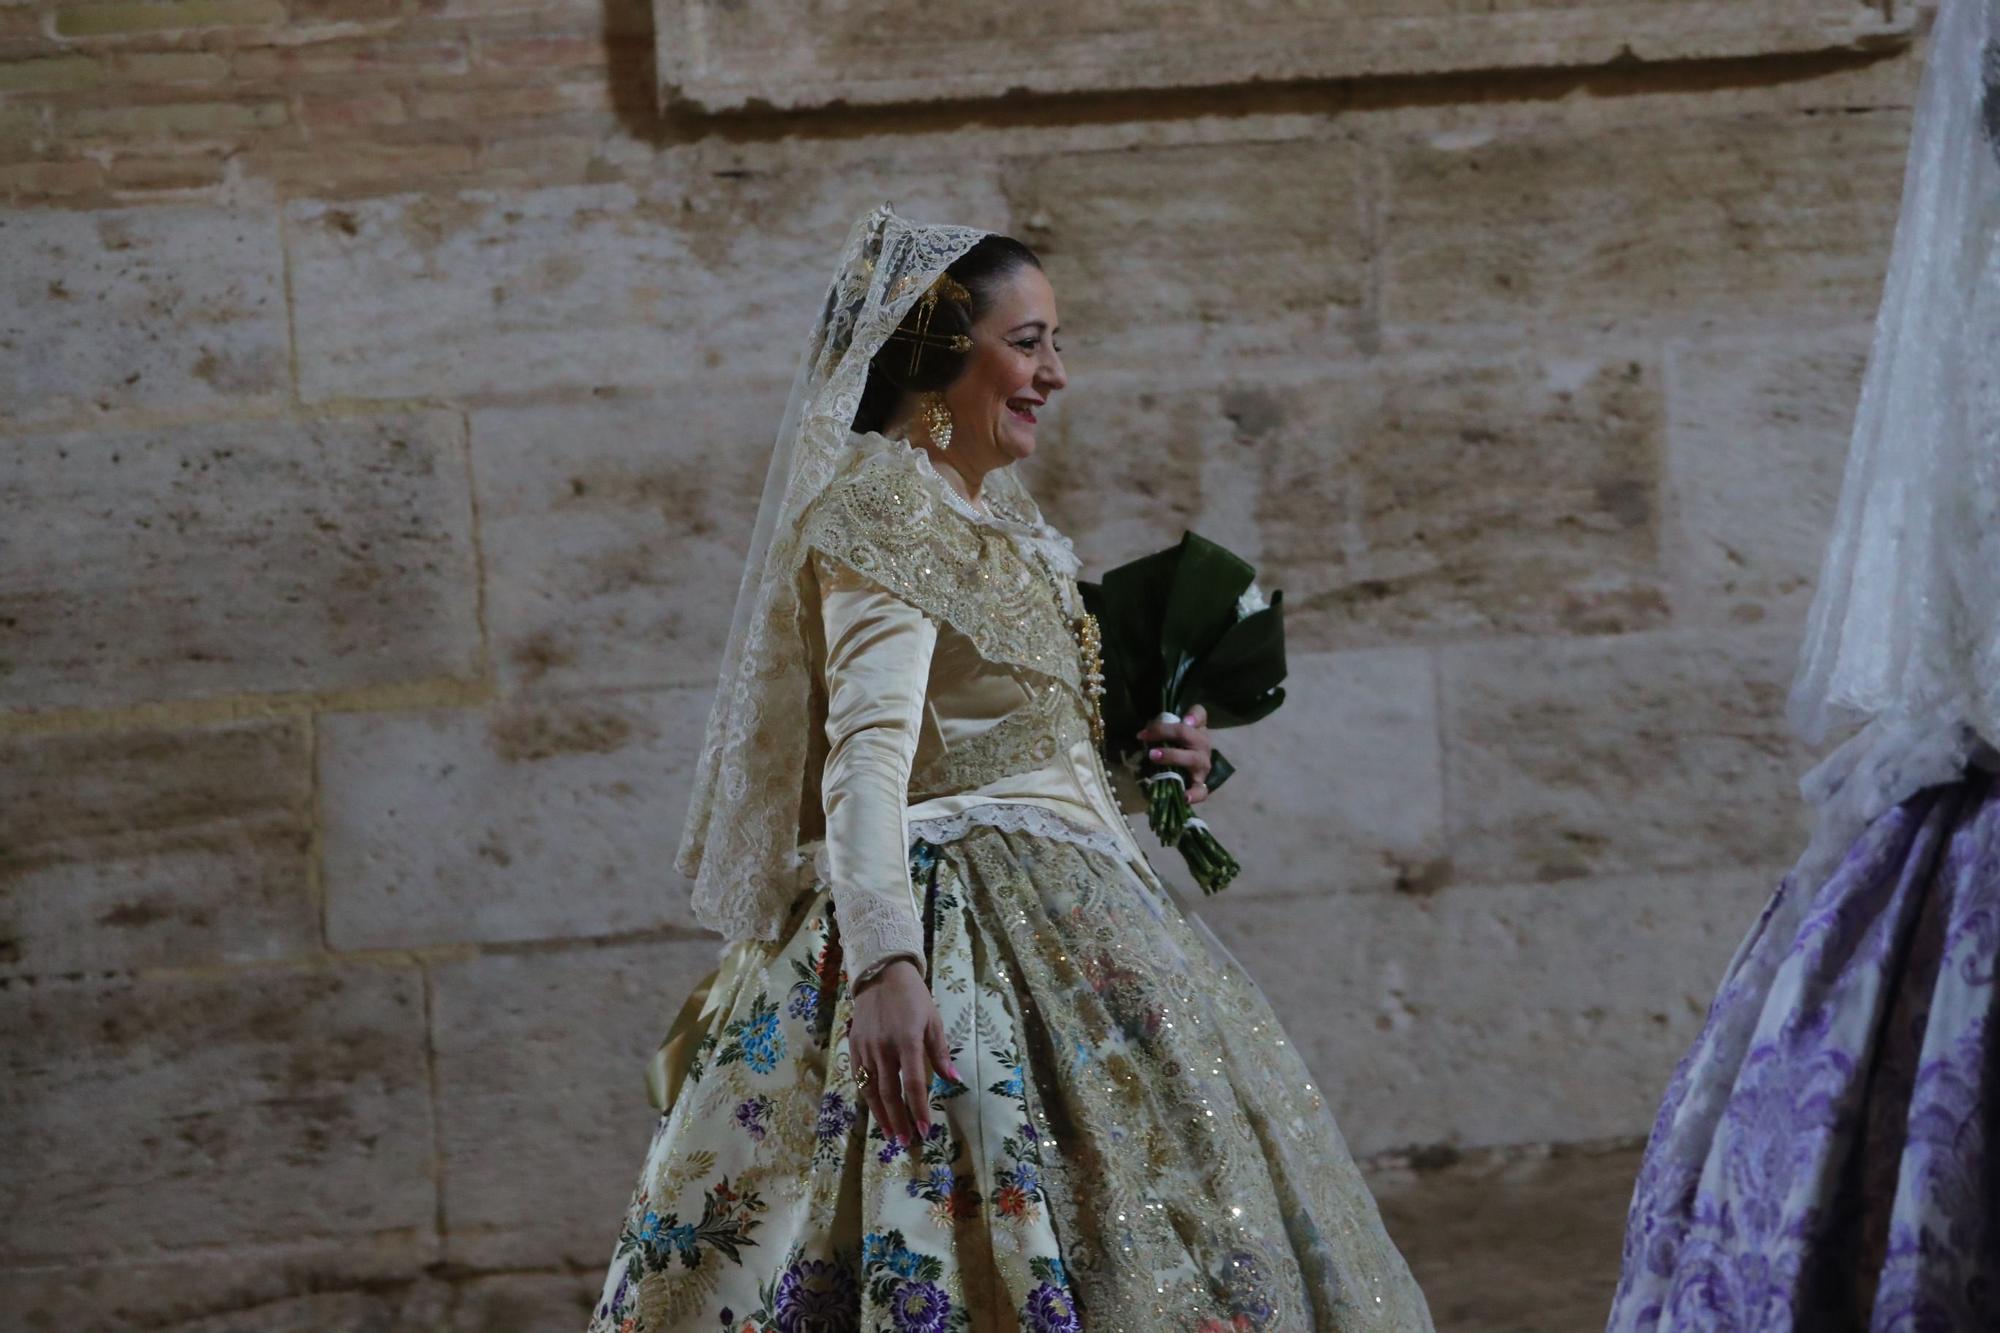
[814,551,939,981]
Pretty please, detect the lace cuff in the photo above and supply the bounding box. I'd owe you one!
[839,900,927,987]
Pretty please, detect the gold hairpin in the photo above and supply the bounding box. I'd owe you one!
[888,271,971,306]
[897,272,974,373]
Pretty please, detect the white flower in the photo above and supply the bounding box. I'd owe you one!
[1235,582,1268,620]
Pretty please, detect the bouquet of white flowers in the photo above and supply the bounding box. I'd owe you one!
[1079,532,1287,893]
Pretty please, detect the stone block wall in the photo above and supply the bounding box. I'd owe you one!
[0,1,1928,1328]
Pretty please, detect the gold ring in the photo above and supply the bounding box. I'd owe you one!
[854,1066,872,1088]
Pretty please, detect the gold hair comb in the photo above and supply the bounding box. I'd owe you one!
[893,271,975,372]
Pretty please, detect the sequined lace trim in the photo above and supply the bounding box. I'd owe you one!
[910,680,1093,801]
[802,446,1085,698]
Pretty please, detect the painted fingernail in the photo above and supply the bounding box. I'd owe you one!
[947,1061,962,1081]
[1149,748,1163,760]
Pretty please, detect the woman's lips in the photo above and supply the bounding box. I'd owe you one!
[1007,399,1038,424]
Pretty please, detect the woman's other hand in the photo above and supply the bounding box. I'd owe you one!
[1138,702,1216,804]
[850,958,958,1147]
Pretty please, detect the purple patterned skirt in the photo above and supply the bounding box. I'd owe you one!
[1609,770,2000,1333]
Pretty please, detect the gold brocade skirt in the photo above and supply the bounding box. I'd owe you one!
[586,824,1432,1333]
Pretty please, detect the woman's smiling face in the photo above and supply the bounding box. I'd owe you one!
[940,263,1067,472]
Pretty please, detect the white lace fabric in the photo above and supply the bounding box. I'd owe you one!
[907,804,1131,864]
[1784,0,2000,879]
[678,207,989,944]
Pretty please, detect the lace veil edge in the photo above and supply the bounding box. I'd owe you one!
[677,206,990,941]
[1785,0,2000,880]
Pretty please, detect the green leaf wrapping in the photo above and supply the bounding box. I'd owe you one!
[1158,533,1257,690]
[1179,592,1288,727]
[1081,532,1286,892]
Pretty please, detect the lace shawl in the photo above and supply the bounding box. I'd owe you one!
[800,436,1086,697]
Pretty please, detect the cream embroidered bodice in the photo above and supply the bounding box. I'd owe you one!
[798,437,1147,979]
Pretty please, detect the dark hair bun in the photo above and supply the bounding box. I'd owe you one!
[850,235,1043,436]
[871,287,974,394]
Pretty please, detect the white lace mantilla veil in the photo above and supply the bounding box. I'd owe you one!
[1786,0,2000,887]
[677,204,1032,942]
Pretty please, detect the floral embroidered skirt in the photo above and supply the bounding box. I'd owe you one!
[1609,770,2000,1332]
[586,823,1432,1333]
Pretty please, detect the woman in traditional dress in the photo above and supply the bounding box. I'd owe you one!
[584,208,1432,1332]
[1608,3,2000,1328]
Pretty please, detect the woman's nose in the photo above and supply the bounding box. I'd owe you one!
[1038,350,1067,394]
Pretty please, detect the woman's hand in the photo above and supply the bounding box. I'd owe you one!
[850,958,957,1147]
[1138,702,1216,804]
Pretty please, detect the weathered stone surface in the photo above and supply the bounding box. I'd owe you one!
[288,170,1007,402]
[245,141,481,197]
[321,690,709,950]
[1666,330,1866,628]
[446,1271,602,1333]
[1383,109,1909,340]
[112,51,234,85]
[0,162,107,203]
[0,412,479,712]
[1001,138,1373,366]
[0,55,101,94]
[0,1239,447,1333]
[1142,649,1444,901]
[1369,1142,1643,1332]
[429,937,724,1268]
[223,31,474,84]
[0,1249,597,1332]
[1027,373,1257,573]
[0,201,286,425]
[1440,628,1816,886]
[1040,356,1669,648]
[1199,868,1759,1155]
[0,104,47,147]
[0,720,314,977]
[64,99,289,140]
[1244,355,1669,648]
[656,0,1912,112]
[0,963,434,1262]
[469,388,776,693]
[53,0,286,38]
[104,151,232,194]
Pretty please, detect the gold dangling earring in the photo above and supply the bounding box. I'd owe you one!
[921,391,953,451]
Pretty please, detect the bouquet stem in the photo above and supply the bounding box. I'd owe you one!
[1142,769,1240,894]
[1179,821,1240,895]
[1145,770,1190,844]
